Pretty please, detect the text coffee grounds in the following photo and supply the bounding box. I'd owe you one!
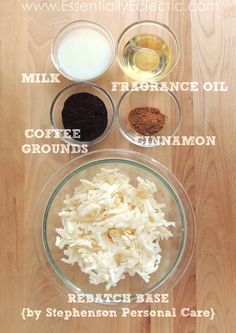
[62,93,108,142]
[128,107,166,136]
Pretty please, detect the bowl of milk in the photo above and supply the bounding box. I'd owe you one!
[51,20,115,82]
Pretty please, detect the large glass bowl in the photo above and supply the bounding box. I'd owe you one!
[34,150,195,305]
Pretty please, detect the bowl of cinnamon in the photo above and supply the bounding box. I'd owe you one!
[117,83,182,147]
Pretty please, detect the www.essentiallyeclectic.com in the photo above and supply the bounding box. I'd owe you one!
[21,0,220,13]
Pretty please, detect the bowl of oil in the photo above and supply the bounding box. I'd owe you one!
[116,21,180,81]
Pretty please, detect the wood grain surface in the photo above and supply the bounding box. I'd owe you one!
[0,1,235,332]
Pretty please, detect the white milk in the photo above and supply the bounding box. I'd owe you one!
[57,28,113,81]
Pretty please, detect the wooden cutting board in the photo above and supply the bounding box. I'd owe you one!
[0,0,235,332]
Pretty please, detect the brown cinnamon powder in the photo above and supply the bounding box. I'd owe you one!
[128,107,166,136]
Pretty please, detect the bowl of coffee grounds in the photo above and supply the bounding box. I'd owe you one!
[117,83,182,147]
[50,83,115,146]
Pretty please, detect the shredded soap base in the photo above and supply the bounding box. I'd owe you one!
[55,168,175,290]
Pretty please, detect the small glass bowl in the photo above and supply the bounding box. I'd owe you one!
[117,20,180,81]
[117,83,182,147]
[50,82,115,147]
[51,20,115,82]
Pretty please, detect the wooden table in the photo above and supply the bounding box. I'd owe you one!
[1,0,235,332]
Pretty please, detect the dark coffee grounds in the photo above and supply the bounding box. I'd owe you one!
[62,92,108,142]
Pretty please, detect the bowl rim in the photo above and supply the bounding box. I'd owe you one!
[33,149,196,306]
[116,20,180,82]
[117,82,183,147]
[51,19,115,82]
[50,82,115,147]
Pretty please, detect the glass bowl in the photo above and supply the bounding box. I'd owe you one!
[117,20,180,81]
[117,83,182,147]
[51,20,115,82]
[34,149,195,305]
[50,82,115,147]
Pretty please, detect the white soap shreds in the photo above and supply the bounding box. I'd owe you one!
[55,168,175,290]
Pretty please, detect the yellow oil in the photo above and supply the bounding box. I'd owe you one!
[122,34,171,80]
